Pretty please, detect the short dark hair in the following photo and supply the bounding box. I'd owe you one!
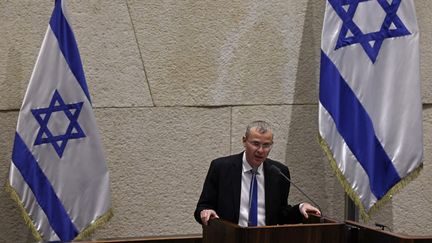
[245,120,272,137]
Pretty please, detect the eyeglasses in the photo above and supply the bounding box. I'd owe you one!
[246,140,273,150]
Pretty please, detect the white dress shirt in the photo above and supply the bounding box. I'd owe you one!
[238,152,266,227]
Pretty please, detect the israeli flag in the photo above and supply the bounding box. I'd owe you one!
[7,0,112,241]
[319,0,423,217]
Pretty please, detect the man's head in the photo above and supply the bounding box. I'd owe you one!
[242,121,273,168]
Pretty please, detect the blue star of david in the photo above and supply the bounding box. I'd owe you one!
[329,0,411,63]
[31,89,86,158]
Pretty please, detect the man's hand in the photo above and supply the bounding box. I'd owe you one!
[299,202,321,219]
[200,209,219,225]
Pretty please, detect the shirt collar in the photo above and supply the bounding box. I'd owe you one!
[242,151,263,174]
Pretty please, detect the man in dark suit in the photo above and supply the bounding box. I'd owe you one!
[194,121,321,226]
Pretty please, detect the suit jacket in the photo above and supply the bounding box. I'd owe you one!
[194,152,303,225]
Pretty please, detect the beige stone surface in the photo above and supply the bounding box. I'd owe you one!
[129,0,324,106]
[91,107,231,238]
[66,0,153,108]
[0,1,52,110]
[1,0,432,242]
[416,0,432,103]
[0,0,152,110]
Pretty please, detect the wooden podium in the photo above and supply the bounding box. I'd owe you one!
[345,220,432,243]
[72,216,432,243]
[202,217,432,243]
[202,217,346,243]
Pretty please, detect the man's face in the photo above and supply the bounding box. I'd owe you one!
[243,127,273,168]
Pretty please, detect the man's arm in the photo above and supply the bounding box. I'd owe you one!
[278,164,321,223]
[194,160,220,225]
[277,164,304,224]
[299,202,321,219]
[198,209,219,226]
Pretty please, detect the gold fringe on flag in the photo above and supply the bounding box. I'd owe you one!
[318,134,423,221]
[4,182,113,241]
[4,182,43,242]
[74,208,113,241]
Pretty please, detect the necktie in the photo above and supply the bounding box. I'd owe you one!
[248,169,258,226]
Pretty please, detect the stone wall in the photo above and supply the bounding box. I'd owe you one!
[0,1,431,242]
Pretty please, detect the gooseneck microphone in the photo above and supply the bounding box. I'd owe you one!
[270,165,323,218]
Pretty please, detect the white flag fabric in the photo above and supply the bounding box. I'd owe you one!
[7,0,112,241]
[319,0,423,217]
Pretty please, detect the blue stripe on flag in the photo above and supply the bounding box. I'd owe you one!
[49,0,91,103]
[11,132,78,241]
[319,51,401,199]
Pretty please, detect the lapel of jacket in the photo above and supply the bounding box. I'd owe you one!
[230,152,243,224]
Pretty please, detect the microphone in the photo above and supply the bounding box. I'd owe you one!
[270,165,323,218]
